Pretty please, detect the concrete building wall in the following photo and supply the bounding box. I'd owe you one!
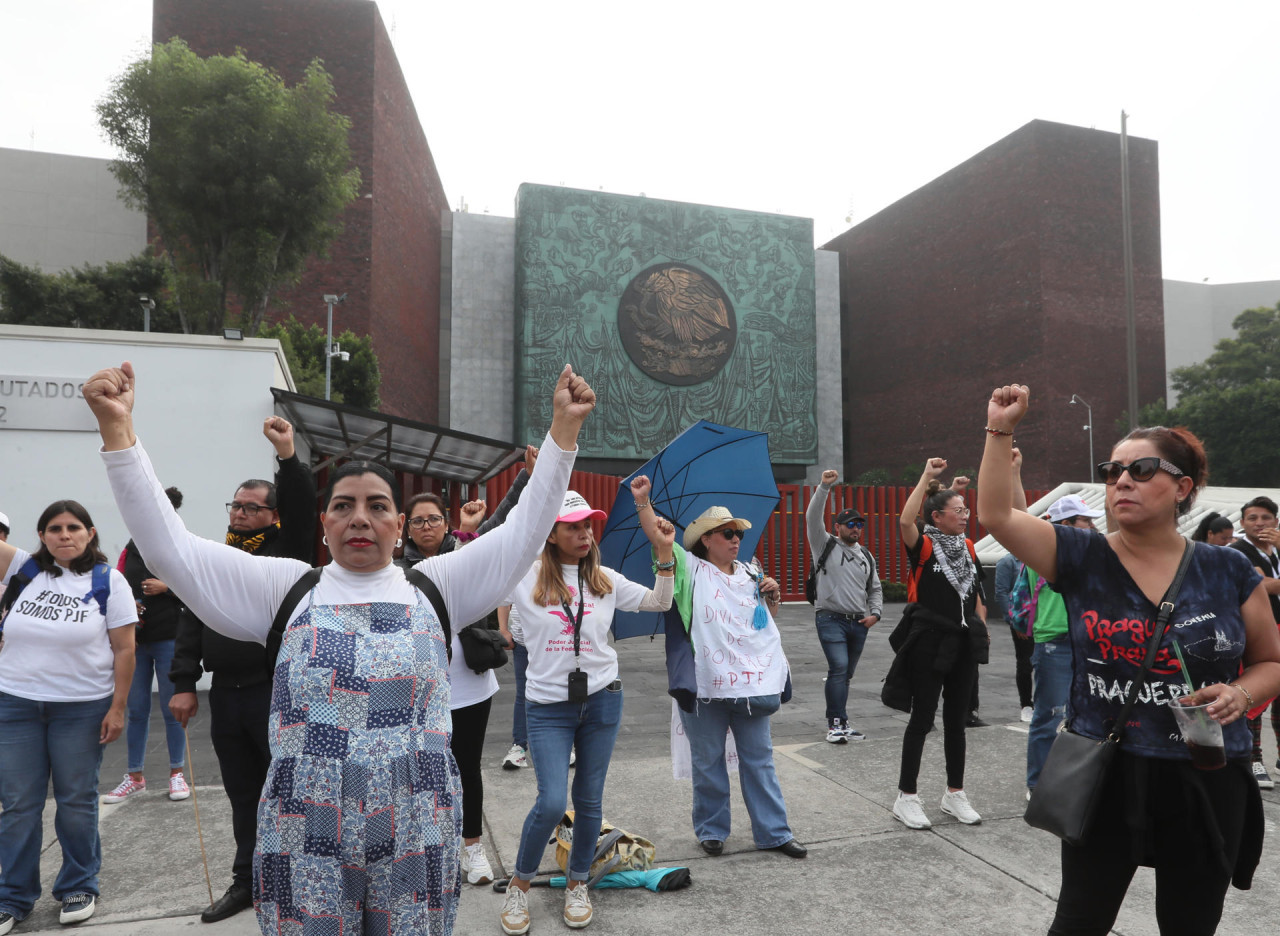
[445,212,516,441]
[810,249,842,484]
[824,119,1166,490]
[0,148,146,272]
[1163,279,1280,402]
[0,325,294,561]
[153,0,448,420]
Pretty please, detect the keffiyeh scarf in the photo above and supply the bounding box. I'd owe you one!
[923,524,976,600]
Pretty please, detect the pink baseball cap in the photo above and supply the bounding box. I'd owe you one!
[556,491,606,524]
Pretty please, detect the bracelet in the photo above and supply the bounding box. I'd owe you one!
[653,557,676,571]
[635,501,652,511]
[1231,683,1255,707]
[985,426,1014,436]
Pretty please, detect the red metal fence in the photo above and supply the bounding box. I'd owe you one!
[482,464,1048,602]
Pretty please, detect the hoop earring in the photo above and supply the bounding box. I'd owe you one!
[396,537,403,548]
[322,535,328,546]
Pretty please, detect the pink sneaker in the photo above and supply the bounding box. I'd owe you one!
[168,773,191,801]
[102,774,145,804]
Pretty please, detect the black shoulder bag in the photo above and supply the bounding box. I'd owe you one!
[1024,540,1195,846]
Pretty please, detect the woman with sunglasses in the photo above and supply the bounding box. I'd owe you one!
[889,460,987,830]
[978,385,1280,936]
[499,480,675,935]
[661,503,807,861]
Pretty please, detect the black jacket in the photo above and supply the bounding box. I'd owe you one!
[169,452,317,692]
[121,539,189,643]
[881,602,989,712]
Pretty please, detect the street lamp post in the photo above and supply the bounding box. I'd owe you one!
[323,293,348,401]
[1069,394,1094,481]
[138,294,155,333]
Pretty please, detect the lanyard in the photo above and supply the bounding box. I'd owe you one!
[560,572,585,670]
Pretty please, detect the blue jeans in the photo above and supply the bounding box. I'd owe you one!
[1027,638,1073,789]
[679,698,793,848]
[0,690,112,920]
[126,639,185,773]
[815,610,870,722]
[511,643,528,748]
[515,682,623,881]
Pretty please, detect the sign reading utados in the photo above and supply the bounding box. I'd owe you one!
[0,375,98,431]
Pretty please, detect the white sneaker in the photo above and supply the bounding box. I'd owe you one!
[102,774,145,804]
[840,722,866,741]
[1020,706,1033,723]
[461,841,493,885]
[563,881,593,928]
[1253,760,1275,790]
[825,723,848,744]
[502,744,529,770]
[0,911,14,935]
[60,893,96,924]
[569,747,576,768]
[168,773,191,801]
[892,792,931,829]
[940,789,982,825]
[500,884,531,935]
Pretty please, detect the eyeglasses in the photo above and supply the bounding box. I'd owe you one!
[226,501,272,516]
[407,515,446,530]
[942,506,970,518]
[843,520,865,529]
[717,528,745,541]
[1096,457,1185,485]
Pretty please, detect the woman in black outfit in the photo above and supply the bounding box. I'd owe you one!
[891,458,987,830]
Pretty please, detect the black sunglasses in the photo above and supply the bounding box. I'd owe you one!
[717,528,745,541]
[1096,457,1185,485]
[842,520,865,529]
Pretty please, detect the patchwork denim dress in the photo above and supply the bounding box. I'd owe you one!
[254,589,460,936]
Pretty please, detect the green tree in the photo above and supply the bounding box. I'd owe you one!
[0,253,181,332]
[258,316,380,409]
[96,39,360,336]
[1164,303,1280,486]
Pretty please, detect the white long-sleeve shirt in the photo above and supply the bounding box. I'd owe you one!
[100,433,576,643]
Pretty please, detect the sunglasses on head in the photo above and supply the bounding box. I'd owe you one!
[1096,457,1185,485]
[717,528,745,541]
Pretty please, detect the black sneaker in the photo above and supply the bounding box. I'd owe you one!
[0,911,15,935]
[965,712,989,728]
[59,893,96,924]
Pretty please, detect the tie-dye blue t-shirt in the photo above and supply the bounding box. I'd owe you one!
[1054,525,1261,760]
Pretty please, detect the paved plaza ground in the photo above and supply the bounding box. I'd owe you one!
[10,602,1279,934]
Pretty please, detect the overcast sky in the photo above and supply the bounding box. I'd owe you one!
[4,0,1277,284]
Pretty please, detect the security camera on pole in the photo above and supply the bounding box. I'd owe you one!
[323,293,349,401]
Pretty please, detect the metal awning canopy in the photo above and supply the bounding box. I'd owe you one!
[271,389,522,484]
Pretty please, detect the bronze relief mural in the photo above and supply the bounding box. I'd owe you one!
[618,263,736,385]
[514,184,817,463]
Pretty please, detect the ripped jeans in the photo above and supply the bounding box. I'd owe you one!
[1027,637,1072,790]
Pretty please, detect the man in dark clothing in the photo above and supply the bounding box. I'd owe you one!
[1230,495,1280,791]
[169,417,316,923]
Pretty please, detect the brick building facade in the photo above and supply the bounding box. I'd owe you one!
[153,0,448,420]
[823,119,1166,489]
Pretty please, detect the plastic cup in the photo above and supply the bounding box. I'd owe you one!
[1167,696,1225,770]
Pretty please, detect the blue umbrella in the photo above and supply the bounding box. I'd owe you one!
[599,420,778,639]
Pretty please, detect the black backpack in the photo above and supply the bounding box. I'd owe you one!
[265,566,451,670]
[804,537,839,604]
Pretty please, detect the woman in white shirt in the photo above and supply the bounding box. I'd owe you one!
[499,481,674,936]
[82,361,594,936]
[0,501,137,932]
[663,504,807,860]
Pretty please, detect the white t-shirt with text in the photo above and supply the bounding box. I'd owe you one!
[1,549,137,702]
